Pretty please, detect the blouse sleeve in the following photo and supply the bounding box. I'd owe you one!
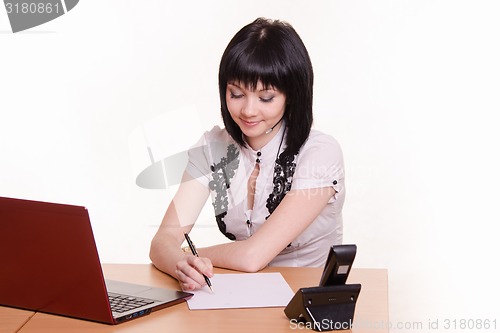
[291,131,345,198]
[185,135,210,187]
[185,126,231,187]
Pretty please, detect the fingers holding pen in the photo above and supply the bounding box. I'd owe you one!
[189,255,214,278]
[175,268,200,291]
[175,255,213,291]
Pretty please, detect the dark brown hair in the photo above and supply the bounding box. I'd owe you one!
[218,18,314,155]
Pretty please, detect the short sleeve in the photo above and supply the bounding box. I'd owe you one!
[185,133,211,187]
[291,131,345,196]
[185,126,236,187]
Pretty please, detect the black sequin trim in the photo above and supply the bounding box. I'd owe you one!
[209,144,239,240]
[265,151,297,218]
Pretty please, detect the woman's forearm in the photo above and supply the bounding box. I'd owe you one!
[197,239,270,273]
[149,230,186,278]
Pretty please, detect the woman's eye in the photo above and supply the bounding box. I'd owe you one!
[260,96,274,103]
[230,92,244,99]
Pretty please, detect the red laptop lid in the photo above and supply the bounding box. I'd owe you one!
[0,196,114,324]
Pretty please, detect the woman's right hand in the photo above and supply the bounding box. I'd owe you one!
[175,254,214,291]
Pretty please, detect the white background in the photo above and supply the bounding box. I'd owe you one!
[1,1,499,331]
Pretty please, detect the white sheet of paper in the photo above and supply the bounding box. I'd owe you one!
[186,272,294,310]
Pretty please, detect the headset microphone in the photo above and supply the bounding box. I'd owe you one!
[265,116,284,134]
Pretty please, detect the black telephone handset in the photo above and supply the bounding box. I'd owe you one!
[284,244,361,331]
[319,244,357,286]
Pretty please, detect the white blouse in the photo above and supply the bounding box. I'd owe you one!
[186,124,345,267]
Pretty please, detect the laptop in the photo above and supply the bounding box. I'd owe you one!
[0,196,193,324]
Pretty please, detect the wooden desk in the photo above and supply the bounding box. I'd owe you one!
[14,264,388,333]
[0,307,34,333]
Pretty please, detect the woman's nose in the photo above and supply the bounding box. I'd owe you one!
[241,98,258,117]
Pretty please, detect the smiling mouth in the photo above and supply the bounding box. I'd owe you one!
[241,119,261,127]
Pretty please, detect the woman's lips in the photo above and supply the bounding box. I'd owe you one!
[241,119,261,127]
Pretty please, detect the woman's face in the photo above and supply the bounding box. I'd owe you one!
[226,81,286,150]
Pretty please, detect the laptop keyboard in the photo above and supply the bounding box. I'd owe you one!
[108,292,155,313]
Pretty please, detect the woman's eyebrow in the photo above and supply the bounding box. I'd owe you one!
[227,82,277,92]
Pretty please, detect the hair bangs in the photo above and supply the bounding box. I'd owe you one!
[219,18,314,153]
[222,41,288,93]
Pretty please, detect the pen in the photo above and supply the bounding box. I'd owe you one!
[183,233,214,293]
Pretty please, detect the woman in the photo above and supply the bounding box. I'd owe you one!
[150,18,345,291]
